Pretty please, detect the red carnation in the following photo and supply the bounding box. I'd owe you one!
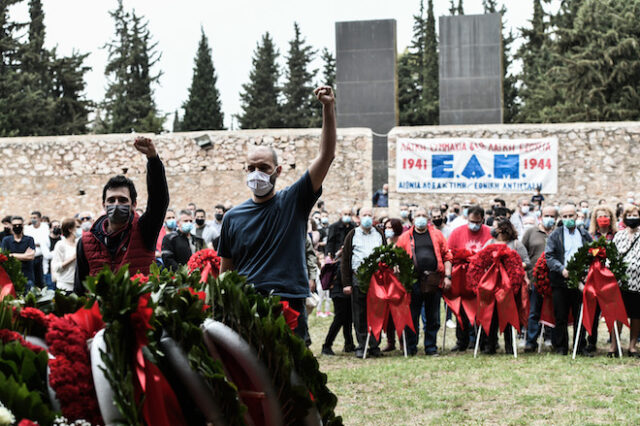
[187,249,221,282]
[0,254,7,262]
[533,254,552,297]
[19,307,47,327]
[131,273,149,284]
[0,328,44,353]
[467,244,526,293]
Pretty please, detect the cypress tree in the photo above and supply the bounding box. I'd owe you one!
[238,32,282,129]
[450,0,464,15]
[282,23,316,128]
[172,110,181,132]
[182,27,224,131]
[103,1,164,133]
[422,0,439,124]
[397,49,421,126]
[0,0,25,136]
[49,49,92,134]
[321,47,335,89]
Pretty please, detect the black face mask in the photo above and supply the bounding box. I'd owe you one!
[195,218,205,227]
[432,218,443,227]
[52,227,62,236]
[453,208,460,214]
[624,217,640,229]
[490,228,499,238]
[106,204,131,225]
[215,213,224,221]
[12,225,23,235]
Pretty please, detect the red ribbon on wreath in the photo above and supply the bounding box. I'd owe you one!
[443,249,476,328]
[0,254,16,301]
[367,263,414,340]
[279,301,300,331]
[472,245,524,335]
[533,254,555,327]
[130,293,186,426]
[582,247,629,335]
[187,249,221,283]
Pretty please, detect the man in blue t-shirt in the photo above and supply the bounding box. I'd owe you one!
[218,86,336,344]
[1,216,36,290]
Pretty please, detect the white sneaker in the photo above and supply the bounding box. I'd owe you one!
[316,312,327,318]
[445,319,456,329]
[518,338,526,348]
[544,339,552,347]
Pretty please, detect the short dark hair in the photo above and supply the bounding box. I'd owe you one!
[61,218,76,238]
[1,216,11,224]
[102,175,137,204]
[11,216,23,223]
[468,205,485,218]
[493,207,510,218]
[195,209,206,216]
[388,218,403,236]
[493,198,506,207]
[495,218,518,242]
[31,211,42,218]
[214,204,225,211]
[188,202,196,208]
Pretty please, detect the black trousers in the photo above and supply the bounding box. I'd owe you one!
[33,255,44,288]
[483,306,514,353]
[351,278,379,351]
[552,287,587,354]
[455,308,473,349]
[323,296,354,349]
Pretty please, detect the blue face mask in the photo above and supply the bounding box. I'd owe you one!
[468,222,481,232]
[563,218,576,228]
[463,208,469,217]
[165,219,176,230]
[414,217,428,230]
[542,217,555,229]
[181,222,193,233]
[361,216,373,229]
[385,229,395,239]
[400,210,409,219]
[342,215,351,224]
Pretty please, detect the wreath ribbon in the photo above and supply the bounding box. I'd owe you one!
[582,247,629,335]
[476,251,521,335]
[443,263,477,328]
[0,265,15,301]
[540,296,555,327]
[366,263,414,340]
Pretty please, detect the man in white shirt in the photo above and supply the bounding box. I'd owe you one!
[24,211,50,288]
[511,199,534,240]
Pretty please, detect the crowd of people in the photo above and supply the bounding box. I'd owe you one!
[2,85,638,362]
[309,192,640,359]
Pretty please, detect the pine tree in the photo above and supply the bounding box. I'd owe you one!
[49,49,92,134]
[321,47,335,89]
[545,0,640,121]
[172,110,181,132]
[103,1,164,133]
[397,49,421,126]
[238,32,282,129]
[0,0,25,136]
[483,1,518,122]
[282,23,316,128]
[181,27,224,131]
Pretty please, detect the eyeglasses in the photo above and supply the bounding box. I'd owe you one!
[80,217,92,222]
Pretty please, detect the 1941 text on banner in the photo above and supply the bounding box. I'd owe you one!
[396,138,558,194]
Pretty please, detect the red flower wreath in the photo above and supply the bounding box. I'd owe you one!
[533,254,552,297]
[0,253,7,262]
[449,248,476,297]
[131,273,150,284]
[466,244,526,293]
[46,316,102,425]
[0,329,44,353]
[188,249,221,282]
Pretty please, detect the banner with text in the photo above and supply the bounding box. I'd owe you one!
[396,137,558,193]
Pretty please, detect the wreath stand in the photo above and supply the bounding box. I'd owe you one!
[363,327,408,359]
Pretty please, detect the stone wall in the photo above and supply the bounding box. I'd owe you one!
[388,121,640,213]
[1,121,640,222]
[0,129,373,220]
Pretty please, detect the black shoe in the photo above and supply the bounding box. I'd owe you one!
[627,350,640,358]
[585,344,596,353]
[368,348,383,358]
[343,344,356,353]
[321,346,335,356]
[607,351,620,358]
[554,348,568,355]
[425,351,440,357]
[580,349,594,358]
[355,349,365,359]
[382,344,396,352]
[451,344,467,352]
[482,346,497,355]
[524,344,537,353]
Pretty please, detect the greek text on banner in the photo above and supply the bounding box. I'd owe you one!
[395,137,558,194]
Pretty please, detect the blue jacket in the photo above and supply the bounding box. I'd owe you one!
[545,225,592,288]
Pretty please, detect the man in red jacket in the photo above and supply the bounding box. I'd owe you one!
[447,205,492,351]
[74,137,169,294]
[396,207,452,355]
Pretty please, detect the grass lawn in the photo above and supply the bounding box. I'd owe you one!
[308,307,640,425]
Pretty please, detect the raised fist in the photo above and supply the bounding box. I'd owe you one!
[133,136,157,158]
[314,86,335,105]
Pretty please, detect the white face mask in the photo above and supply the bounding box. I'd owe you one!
[246,170,275,197]
[81,221,92,232]
[521,206,530,214]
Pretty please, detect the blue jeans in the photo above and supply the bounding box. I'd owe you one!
[44,273,55,290]
[526,285,543,346]
[407,288,441,354]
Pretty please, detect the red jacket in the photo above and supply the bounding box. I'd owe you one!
[82,213,155,276]
[396,225,452,276]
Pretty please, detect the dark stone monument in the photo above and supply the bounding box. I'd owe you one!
[439,13,503,125]
[335,19,398,193]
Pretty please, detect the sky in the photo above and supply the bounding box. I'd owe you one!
[9,0,539,130]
